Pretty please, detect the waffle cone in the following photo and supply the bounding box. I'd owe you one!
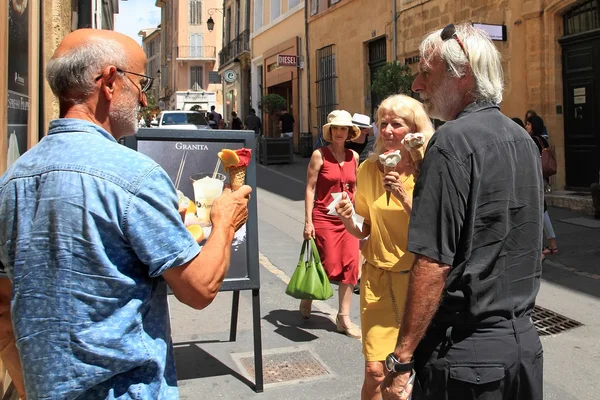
[228,166,247,190]
[383,165,396,205]
[409,147,424,167]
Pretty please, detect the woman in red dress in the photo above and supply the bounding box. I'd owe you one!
[303,110,361,338]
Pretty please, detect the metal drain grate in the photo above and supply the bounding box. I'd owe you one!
[532,305,582,336]
[239,350,330,385]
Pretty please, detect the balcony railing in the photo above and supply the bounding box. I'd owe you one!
[219,30,250,67]
[176,46,217,60]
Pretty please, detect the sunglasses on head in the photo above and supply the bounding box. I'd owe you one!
[441,24,469,59]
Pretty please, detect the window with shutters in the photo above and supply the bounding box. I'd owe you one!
[189,34,204,57]
[190,66,204,91]
[310,0,318,16]
[316,45,337,129]
[189,0,202,25]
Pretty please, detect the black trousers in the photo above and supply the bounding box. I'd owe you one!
[413,317,543,400]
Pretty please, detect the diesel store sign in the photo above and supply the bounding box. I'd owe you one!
[277,54,298,67]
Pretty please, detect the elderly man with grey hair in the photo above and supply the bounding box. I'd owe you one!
[381,24,544,400]
[0,29,251,399]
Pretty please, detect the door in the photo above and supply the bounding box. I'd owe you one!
[368,37,387,119]
[560,34,600,188]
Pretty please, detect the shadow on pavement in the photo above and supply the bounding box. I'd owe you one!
[256,166,305,201]
[539,207,600,300]
[263,309,338,342]
[173,343,254,388]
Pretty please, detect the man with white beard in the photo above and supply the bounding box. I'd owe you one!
[381,24,544,400]
[0,29,251,399]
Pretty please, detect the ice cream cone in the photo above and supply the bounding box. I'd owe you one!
[403,133,425,170]
[228,166,247,190]
[408,147,424,168]
[384,165,395,205]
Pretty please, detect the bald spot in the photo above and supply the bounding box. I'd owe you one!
[53,29,147,73]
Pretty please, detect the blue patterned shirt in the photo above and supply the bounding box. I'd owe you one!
[0,119,200,399]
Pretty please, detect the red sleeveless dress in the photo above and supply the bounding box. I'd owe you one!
[312,147,359,285]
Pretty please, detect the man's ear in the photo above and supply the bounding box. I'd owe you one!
[99,66,118,100]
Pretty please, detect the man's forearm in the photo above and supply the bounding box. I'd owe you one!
[394,255,450,362]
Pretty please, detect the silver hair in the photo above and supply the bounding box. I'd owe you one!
[45,38,128,104]
[420,23,504,104]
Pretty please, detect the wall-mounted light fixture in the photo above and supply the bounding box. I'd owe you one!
[207,8,223,32]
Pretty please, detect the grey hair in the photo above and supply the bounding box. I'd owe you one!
[420,23,504,104]
[45,38,128,104]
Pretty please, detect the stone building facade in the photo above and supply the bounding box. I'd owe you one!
[307,0,600,190]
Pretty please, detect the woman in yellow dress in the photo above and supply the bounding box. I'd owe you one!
[336,94,434,400]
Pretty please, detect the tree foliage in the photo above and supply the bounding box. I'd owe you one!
[371,61,415,100]
[260,94,287,115]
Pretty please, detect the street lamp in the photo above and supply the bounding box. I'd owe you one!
[206,8,223,32]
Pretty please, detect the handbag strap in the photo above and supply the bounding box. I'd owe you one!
[299,240,310,264]
[309,238,322,265]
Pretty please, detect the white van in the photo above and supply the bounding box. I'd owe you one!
[153,111,210,129]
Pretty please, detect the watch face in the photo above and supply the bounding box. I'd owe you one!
[385,354,395,372]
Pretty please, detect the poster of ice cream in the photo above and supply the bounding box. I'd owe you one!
[136,140,252,279]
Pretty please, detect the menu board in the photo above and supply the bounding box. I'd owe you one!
[123,129,259,291]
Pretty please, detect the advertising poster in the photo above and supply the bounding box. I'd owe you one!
[137,139,249,280]
[7,0,29,166]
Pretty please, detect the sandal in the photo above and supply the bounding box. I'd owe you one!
[542,247,558,255]
[335,314,362,339]
[299,299,312,320]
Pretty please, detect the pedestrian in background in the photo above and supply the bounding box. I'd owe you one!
[208,112,217,129]
[526,114,559,256]
[231,111,243,130]
[303,110,361,339]
[336,95,434,400]
[244,108,262,136]
[0,29,251,399]
[382,23,544,400]
[525,109,548,138]
[345,113,372,162]
[279,109,295,138]
[511,117,525,129]
[210,105,222,127]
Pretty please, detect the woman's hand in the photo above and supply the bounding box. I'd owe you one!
[303,221,315,240]
[335,192,354,223]
[383,171,410,204]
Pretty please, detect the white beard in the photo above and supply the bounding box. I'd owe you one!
[110,85,139,137]
[422,78,463,121]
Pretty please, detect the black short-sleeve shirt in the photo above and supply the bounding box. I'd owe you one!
[407,102,544,325]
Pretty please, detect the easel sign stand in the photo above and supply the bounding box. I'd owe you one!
[123,129,263,393]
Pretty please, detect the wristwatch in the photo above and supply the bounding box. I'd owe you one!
[385,353,414,374]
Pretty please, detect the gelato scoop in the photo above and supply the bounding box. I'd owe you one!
[402,133,425,169]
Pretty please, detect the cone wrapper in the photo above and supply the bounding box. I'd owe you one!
[228,166,247,190]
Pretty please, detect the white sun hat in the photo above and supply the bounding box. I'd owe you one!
[322,110,361,142]
[351,113,371,129]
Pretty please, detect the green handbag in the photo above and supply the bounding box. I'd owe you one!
[285,238,334,300]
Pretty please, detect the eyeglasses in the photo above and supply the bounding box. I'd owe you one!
[441,24,469,59]
[95,68,154,93]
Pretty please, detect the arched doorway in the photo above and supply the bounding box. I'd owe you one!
[559,0,600,188]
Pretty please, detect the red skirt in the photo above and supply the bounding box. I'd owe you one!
[312,208,359,285]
